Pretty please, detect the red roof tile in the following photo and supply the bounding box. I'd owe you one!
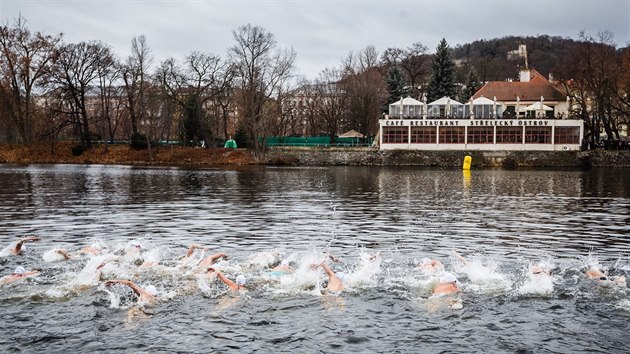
[473,69,567,102]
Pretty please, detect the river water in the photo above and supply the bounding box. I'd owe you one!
[0,164,629,353]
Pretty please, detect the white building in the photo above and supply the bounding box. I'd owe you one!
[379,69,583,151]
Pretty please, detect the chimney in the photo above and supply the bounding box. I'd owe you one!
[548,73,554,83]
[519,69,531,83]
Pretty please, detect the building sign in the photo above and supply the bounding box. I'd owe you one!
[383,119,552,127]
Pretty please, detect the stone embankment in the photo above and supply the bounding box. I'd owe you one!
[266,147,630,168]
[1,143,629,168]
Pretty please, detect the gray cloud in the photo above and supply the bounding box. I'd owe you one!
[2,0,628,79]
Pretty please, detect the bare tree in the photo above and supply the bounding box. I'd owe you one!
[52,41,114,148]
[157,51,231,145]
[314,67,347,144]
[0,16,61,144]
[122,35,153,138]
[229,23,296,157]
[297,79,321,136]
[95,52,122,145]
[560,31,621,143]
[342,46,387,137]
[264,81,302,139]
[381,43,430,100]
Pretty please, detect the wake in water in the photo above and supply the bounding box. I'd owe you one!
[1,237,629,317]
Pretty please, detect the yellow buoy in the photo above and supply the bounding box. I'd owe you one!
[462,155,472,170]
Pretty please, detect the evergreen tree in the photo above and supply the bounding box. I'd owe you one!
[459,67,482,102]
[427,38,456,103]
[181,93,209,146]
[385,64,407,112]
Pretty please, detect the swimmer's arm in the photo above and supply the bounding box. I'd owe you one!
[96,258,116,270]
[12,236,41,255]
[55,249,71,260]
[452,250,468,265]
[206,252,227,264]
[319,263,338,279]
[209,268,238,291]
[186,244,205,258]
[328,254,341,263]
[106,279,144,297]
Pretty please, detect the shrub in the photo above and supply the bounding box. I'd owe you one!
[71,144,84,156]
[130,133,150,150]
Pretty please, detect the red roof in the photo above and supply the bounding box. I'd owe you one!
[473,69,567,102]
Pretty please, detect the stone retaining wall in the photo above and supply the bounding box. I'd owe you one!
[266,147,630,168]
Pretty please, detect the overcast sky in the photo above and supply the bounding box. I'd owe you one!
[1,0,628,79]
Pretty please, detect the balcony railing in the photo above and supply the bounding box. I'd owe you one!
[384,114,572,120]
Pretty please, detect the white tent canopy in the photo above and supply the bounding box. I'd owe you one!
[389,96,424,116]
[471,96,495,105]
[524,102,553,111]
[428,96,463,106]
[339,130,365,138]
[427,96,465,117]
[390,97,423,106]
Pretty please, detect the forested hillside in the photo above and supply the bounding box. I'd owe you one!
[451,35,582,82]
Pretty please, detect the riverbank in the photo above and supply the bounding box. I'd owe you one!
[0,142,257,166]
[1,142,629,168]
[266,147,630,168]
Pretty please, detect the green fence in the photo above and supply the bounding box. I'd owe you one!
[265,136,374,147]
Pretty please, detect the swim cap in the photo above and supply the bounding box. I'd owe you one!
[440,273,458,284]
[145,285,158,296]
[280,260,289,266]
[421,258,431,264]
[336,272,346,282]
[130,240,142,248]
[235,274,246,286]
[14,266,26,275]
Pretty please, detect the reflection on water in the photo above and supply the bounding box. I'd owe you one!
[0,164,629,352]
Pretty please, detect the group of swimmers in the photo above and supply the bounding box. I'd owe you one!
[1,237,627,313]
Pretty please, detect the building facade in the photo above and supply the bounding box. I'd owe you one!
[378,68,583,151]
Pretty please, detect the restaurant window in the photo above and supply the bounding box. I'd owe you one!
[411,127,437,143]
[525,126,552,144]
[554,127,580,144]
[496,127,523,143]
[439,127,465,144]
[382,127,408,144]
[467,127,494,144]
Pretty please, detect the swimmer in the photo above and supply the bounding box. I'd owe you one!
[11,236,41,255]
[531,262,551,276]
[0,266,41,285]
[105,279,158,306]
[197,252,228,269]
[207,267,247,292]
[313,262,344,293]
[55,249,71,260]
[585,266,626,286]
[327,254,342,264]
[417,258,445,273]
[185,244,206,258]
[433,273,460,295]
[270,260,293,274]
[452,250,468,265]
[42,248,73,263]
[81,245,101,256]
